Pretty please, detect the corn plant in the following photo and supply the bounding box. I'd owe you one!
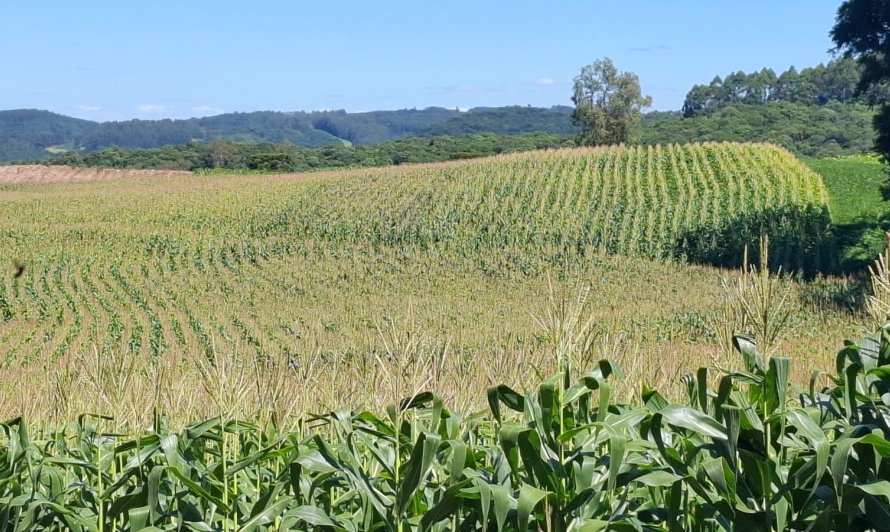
[1,321,888,530]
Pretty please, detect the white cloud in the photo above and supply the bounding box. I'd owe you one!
[457,106,469,112]
[74,104,102,112]
[136,104,168,114]
[535,77,556,86]
[192,105,224,116]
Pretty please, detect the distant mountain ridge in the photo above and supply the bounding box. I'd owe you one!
[0,97,875,163]
[0,106,577,162]
[0,110,95,161]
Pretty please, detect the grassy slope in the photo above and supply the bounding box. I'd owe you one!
[804,155,889,269]
[805,155,886,223]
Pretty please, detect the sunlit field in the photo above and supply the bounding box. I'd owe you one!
[0,143,883,529]
[0,143,859,431]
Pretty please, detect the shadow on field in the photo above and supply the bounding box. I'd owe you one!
[831,216,890,273]
[674,204,836,278]
[799,275,871,313]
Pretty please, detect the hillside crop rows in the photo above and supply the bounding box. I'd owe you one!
[0,142,878,529]
[0,142,843,427]
[248,143,832,271]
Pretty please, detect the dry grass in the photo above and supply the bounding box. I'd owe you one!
[0,164,191,184]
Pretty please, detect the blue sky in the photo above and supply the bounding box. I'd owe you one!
[1,1,843,122]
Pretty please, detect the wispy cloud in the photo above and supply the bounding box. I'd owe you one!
[530,77,570,87]
[626,44,671,53]
[74,104,103,112]
[192,105,224,116]
[136,104,168,114]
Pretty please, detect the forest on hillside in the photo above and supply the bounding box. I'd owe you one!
[0,58,880,165]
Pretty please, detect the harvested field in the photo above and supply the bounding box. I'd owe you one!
[0,165,191,184]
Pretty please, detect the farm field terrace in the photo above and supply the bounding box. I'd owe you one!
[0,143,864,431]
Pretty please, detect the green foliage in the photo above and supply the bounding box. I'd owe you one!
[644,101,875,158]
[418,106,577,137]
[0,107,577,163]
[831,0,890,98]
[832,0,890,187]
[3,326,889,529]
[0,110,94,161]
[45,133,574,172]
[77,118,207,151]
[311,107,466,144]
[1,91,880,164]
[572,58,652,146]
[805,155,890,270]
[682,58,874,117]
[807,154,887,224]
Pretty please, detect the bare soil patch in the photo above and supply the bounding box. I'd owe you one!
[0,165,191,184]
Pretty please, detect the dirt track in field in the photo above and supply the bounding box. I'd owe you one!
[0,165,191,184]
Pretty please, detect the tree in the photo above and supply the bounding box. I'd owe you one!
[723,71,749,102]
[822,57,860,103]
[571,58,652,146]
[775,67,802,102]
[749,68,778,103]
[832,0,890,176]
[209,138,238,169]
[682,84,716,117]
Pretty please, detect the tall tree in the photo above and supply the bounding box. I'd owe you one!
[723,71,749,102]
[832,0,890,173]
[680,60,862,114]
[682,84,715,117]
[571,58,652,146]
[822,57,860,102]
[756,68,778,103]
[775,67,802,102]
[209,138,238,169]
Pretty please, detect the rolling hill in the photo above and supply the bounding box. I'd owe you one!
[0,110,95,161]
[0,106,577,162]
[0,142,868,530]
[1,100,875,164]
[0,142,833,367]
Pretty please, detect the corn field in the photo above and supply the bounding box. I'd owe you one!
[0,142,881,529]
[0,143,855,426]
[1,313,888,530]
[251,142,832,271]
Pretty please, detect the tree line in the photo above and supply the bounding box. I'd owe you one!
[567,57,873,158]
[0,107,577,163]
[681,57,887,117]
[642,102,874,158]
[46,133,574,172]
[6,39,889,169]
[36,101,877,171]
